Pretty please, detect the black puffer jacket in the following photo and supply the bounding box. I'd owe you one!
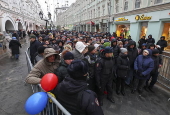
[156,39,167,51]
[30,40,40,56]
[111,39,120,58]
[117,53,130,78]
[127,40,138,68]
[9,40,21,54]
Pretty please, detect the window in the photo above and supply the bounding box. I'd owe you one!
[135,0,141,9]
[115,0,119,13]
[154,0,163,4]
[124,0,128,11]
[98,7,100,17]
[102,5,105,16]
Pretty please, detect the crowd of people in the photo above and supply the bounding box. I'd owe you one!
[25,30,167,115]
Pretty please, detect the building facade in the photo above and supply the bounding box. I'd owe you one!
[0,0,45,33]
[56,0,170,49]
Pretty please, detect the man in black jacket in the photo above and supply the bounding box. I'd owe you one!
[54,60,104,115]
[156,36,167,52]
[111,39,120,59]
[138,36,146,48]
[146,35,155,44]
[125,40,138,86]
[30,35,40,65]
[95,46,116,105]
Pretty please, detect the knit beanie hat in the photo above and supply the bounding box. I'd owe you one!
[120,48,128,54]
[143,49,149,55]
[30,35,36,39]
[152,49,159,54]
[67,60,88,81]
[88,45,95,53]
[63,52,74,60]
[104,46,113,53]
[75,41,86,53]
[103,42,111,48]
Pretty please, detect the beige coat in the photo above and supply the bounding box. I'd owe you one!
[25,48,58,84]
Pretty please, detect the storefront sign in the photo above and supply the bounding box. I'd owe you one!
[135,14,152,20]
[116,17,128,21]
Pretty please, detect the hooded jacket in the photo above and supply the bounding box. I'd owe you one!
[111,39,120,58]
[134,49,154,79]
[127,40,138,68]
[25,48,58,84]
[54,77,104,115]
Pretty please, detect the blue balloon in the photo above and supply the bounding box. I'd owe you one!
[25,92,48,114]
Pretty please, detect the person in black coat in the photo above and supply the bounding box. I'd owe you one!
[9,37,22,59]
[116,48,130,96]
[12,31,19,41]
[125,40,138,86]
[53,60,104,115]
[146,35,155,44]
[156,36,167,52]
[138,36,146,48]
[29,35,40,65]
[95,46,116,105]
[111,39,120,59]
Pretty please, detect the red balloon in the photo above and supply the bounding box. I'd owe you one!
[40,73,58,92]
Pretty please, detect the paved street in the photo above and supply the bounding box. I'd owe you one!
[0,42,32,115]
[0,41,170,115]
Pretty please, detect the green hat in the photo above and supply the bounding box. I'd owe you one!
[103,42,111,48]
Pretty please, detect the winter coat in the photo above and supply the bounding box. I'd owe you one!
[151,55,162,74]
[95,56,116,87]
[116,54,130,78]
[84,53,98,78]
[138,38,146,48]
[156,40,167,51]
[30,40,40,57]
[146,38,155,44]
[12,33,19,41]
[53,77,104,115]
[54,59,69,82]
[111,39,120,58]
[25,48,58,84]
[9,40,21,55]
[134,49,154,79]
[71,49,84,60]
[127,40,138,68]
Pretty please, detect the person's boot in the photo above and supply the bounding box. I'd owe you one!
[148,86,155,93]
[144,86,149,92]
[116,90,120,95]
[121,90,125,96]
[131,89,136,94]
[107,97,115,103]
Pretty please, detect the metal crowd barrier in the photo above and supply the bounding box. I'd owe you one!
[158,54,170,89]
[25,48,71,115]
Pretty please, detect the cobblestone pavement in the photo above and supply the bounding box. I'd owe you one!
[0,40,170,115]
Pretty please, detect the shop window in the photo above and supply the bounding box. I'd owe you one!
[135,0,141,9]
[154,0,162,4]
[162,23,170,50]
[124,0,128,11]
[140,22,148,39]
[116,24,130,38]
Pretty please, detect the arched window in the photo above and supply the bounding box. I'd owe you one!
[135,0,141,9]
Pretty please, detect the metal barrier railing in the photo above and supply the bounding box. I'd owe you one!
[25,48,71,115]
[158,54,170,89]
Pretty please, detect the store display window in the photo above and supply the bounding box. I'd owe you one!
[116,24,130,38]
[140,22,148,39]
[162,23,170,50]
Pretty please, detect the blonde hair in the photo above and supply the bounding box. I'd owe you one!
[63,44,72,51]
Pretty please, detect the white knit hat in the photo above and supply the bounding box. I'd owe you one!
[94,44,99,49]
[120,48,128,53]
[75,41,86,53]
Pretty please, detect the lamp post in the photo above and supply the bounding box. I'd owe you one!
[39,11,51,30]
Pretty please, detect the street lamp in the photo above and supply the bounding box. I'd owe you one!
[39,11,52,30]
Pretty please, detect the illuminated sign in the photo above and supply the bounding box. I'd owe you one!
[135,14,152,20]
[116,17,128,21]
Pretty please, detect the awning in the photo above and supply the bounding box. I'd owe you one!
[86,21,95,25]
